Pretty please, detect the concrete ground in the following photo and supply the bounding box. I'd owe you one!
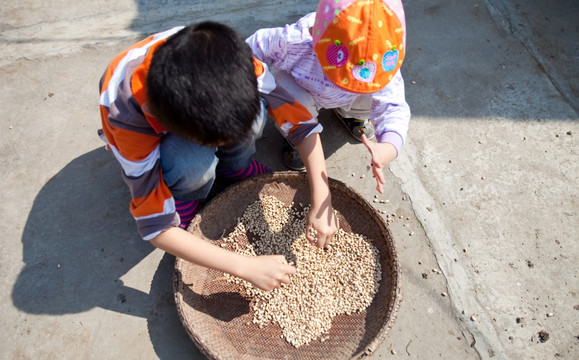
[1,0,577,359]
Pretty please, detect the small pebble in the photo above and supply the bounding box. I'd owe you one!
[538,330,549,343]
[546,312,554,317]
[441,292,447,297]
[470,315,477,322]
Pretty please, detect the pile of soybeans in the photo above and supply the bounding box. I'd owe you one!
[219,195,382,348]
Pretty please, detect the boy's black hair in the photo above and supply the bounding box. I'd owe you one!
[146,22,260,146]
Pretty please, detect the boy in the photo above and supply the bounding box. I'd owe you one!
[99,22,300,290]
[246,0,410,248]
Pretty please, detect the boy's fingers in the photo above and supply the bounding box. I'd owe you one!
[280,274,291,285]
[279,264,296,285]
[284,263,297,274]
[276,256,296,273]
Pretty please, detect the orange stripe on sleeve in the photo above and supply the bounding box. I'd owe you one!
[130,180,173,218]
[268,102,313,129]
[100,35,158,96]
[100,110,161,162]
[253,57,265,77]
[131,39,169,133]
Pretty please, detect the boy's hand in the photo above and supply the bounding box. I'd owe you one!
[306,203,338,249]
[243,255,297,291]
[151,228,296,292]
[361,134,397,194]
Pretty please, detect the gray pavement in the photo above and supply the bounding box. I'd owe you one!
[1,0,577,359]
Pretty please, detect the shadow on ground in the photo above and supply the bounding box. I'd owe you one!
[11,149,201,358]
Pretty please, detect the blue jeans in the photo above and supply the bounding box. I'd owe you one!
[160,100,267,202]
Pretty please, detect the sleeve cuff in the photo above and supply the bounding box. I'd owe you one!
[376,131,404,157]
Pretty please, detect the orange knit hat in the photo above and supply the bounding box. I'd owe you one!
[312,0,406,93]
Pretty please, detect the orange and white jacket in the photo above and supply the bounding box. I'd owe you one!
[99,26,314,240]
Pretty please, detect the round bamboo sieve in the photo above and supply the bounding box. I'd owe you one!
[173,171,401,360]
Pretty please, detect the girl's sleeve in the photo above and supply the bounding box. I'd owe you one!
[369,70,411,157]
[246,24,288,67]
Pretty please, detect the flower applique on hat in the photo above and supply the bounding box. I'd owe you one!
[312,0,406,94]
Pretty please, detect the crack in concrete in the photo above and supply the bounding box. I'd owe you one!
[389,141,509,359]
[482,0,578,112]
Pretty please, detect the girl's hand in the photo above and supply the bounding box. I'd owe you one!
[361,134,397,194]
[305,202,338,249]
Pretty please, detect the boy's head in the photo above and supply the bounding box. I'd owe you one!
[312,0,406,94]
[147,21,260,146]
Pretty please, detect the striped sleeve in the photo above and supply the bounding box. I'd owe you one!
[99,28,183,240]
[253,57,321,146]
